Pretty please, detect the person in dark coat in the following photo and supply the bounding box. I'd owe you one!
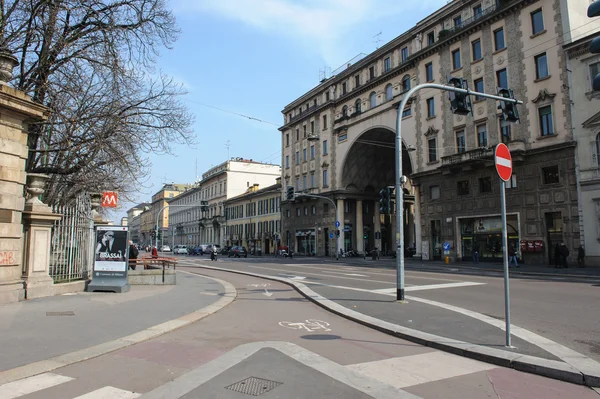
[472,242,480,265]
[560,243,569,269]
[128,241,139,270]
[554,243,561,268]
[578,246,585,268]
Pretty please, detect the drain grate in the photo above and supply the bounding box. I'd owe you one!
[46,311,75,316]
[225,376,282,396]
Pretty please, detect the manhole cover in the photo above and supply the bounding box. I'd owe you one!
[225,376,282,396]
[46,311,75,316]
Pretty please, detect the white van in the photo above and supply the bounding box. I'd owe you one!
[173,245,189,255]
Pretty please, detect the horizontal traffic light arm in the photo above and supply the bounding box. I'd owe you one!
[434,83,524,105]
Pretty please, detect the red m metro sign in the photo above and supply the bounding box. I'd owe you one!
[494,144,512,182]
[102,191,118,208]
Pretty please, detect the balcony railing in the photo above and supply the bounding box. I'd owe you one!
[441,147,493,166]
[439,0,506,39]
[580,168,600,182]
[290,104,318,123]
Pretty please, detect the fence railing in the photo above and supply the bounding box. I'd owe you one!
[49,193,93,283]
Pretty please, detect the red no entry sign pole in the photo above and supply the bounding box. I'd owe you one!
[495,143,513,347]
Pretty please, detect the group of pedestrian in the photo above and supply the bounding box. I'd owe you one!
[554,242,571,269]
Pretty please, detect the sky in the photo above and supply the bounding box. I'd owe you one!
[110,0,448,222]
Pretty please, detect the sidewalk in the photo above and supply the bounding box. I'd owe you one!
[0,271,231,378]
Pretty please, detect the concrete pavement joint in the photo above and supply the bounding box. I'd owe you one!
[141,341,422,399]
[0,272,237,386]
[181,263,600,388]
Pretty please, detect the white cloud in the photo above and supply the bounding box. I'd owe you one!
[173,0,447,65]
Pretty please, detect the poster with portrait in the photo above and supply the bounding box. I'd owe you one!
[94,226,129,276]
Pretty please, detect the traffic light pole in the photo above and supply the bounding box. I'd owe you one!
[294,193,339,260]
[394,83,522,301]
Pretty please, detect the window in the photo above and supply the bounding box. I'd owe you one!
[342,105,348,117]
[311,205,316,215]
[494,27,505,51]
[296,208,301,216]
[542,165,559,184]
[457,180,470,195]
[500,119,511,143]
[427,31,435,45]
[452,49,461,70]
[369,66,375,79]
[323,169,328,186]
[310,173,315,188]
[310,145,315,159]
[285,155,289,168]
[496,68,508,89]
[355,99,362,113]
[473,4,482,18]
[472,39,482,61]
[295,178,299,191]
[401,47,408,62]
[539,105,553,136]
[325,91,330,101]
[506,174,517,189]
[454,16,462,27]
[310,121,314,135]
[430,185,440,200]
[323,140,328,155]
[342,82,347,95]
[370,91,377,108]
[303,148,307,162]
[425,62,433,82]
[355,75,360,87]
[531,9,544,35]
[385,84,393,101]
[303,125,306,137]
[427,97,435,118]
[338,133,347,142]
[535,53,548,79]
[402,106,412,118]
[286,133,289,146]
[474,78,484,100]
[475,125,487,149]
[479,177,492,193]
[295,151,299,165]
[322,115,328,129]
[384,57,391,72]
[303,175,307,190]
[296,128,299,141]
[402,75,411,92]
[456,130,466,153]
[428,138,437,162]
[590,62,600,88]
[324,203,329,213]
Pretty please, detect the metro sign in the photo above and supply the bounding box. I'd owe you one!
[102,191,118,208]
[494,144,512,182]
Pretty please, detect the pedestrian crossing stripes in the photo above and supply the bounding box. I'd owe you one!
[0,372,140,399]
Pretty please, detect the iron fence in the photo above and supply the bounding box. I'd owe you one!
[49,193,94,283]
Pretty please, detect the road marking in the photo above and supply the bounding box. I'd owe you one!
[322,271,369,277]
[279,319,331,332]
[73,386,141,398]
[0,373,74,399]
[263,289,273,297]
[246,283,271,288]
[347,351,496,389]
[373,281,486,294]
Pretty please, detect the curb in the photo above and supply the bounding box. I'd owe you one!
[0,272,237,386]
[183,264,600,388]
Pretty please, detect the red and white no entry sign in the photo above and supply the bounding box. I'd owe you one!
[495,143,512,181]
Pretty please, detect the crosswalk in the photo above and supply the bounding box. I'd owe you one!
[0,373,140,399]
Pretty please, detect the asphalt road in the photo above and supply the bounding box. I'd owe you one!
[178,255,600,364]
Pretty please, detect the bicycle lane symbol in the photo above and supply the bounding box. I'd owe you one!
[278,319,331,332]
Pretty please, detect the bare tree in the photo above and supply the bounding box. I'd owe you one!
[0,0,194,204]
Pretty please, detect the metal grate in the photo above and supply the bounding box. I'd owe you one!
[46,311,75,316]
[225,377,282,396]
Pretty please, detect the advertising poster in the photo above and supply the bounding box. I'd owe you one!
[94,226,129,277]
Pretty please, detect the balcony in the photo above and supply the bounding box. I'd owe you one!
[441,147,493,172]
[580,168,600,185]
[439,1,507,40]
[290,104,318,123]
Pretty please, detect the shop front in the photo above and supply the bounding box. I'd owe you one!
[296,229,316,256]
[459,214,520,262]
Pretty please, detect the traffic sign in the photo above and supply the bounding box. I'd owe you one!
[329,233,334,239]
[335,221,340,228]
[494,144,512,181]
[443,242,450,251]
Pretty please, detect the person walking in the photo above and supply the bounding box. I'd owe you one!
[560,243,569,268]
[554,243,561,268]
[472,241,480,265]
[508,245,519,268]
[578,245,585,268]
[151,246,158,258]
[128,241,139,270]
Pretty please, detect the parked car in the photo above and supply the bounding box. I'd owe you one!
[228,246,248,258]
[173,245,189,255]
[160,245,171,252]
[220,246,231,256]
[189,246,203,256]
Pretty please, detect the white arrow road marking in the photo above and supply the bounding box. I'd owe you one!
[263,289,273,297]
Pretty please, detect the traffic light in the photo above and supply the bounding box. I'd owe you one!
[151,230,156,239]
[379,187,390,214]
[286,186,295,201]
[363,233,368,239]
[497,88,520,123]
[448,77,472,116]
[589,1,600,90]
[335,230,340,237]
[157,230,162,240]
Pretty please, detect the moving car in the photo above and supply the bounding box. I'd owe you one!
[160,245,171,252]
[173,245,189,255]
[228,246,248,258]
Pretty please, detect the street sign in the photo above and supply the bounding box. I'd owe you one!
[335,221,340,228]
[494,144,512,181]
[101,191,118,208]
[443,242,450,251]
[329,233,334,239]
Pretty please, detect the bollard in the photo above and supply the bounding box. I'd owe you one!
[445,255,450,264]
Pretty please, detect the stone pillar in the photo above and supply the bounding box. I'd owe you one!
[0,54,48,304]
[22,174,61,299]
[414,187,422,258]
[355,200,364,253]
[374,201,381,252]
[336,198,344,256]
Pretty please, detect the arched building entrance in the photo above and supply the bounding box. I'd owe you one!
[338,127,418,256]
